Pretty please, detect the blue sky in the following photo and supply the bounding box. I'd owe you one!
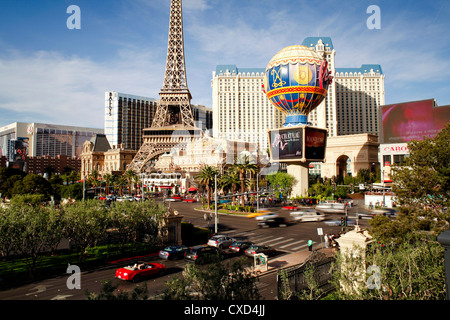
[1,0,449,128]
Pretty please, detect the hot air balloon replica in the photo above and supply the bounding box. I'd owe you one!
[263,45,333,197]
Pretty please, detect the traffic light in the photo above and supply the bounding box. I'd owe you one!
[332,183,336,192]
[340,217,346,226]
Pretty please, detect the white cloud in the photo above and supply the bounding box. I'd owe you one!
[0,48,164,128]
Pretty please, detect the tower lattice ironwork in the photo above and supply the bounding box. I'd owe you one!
[128,0,200,173]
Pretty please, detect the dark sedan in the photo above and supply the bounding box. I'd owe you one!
[229,241,254,254]
[244,245,277,258]
[159,245,189,260]
[257,217,289,228]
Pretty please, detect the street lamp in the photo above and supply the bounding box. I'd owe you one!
[214,174,218,234]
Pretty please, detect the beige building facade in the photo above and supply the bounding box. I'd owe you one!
[80,134,137,180]
[320,133,379,179]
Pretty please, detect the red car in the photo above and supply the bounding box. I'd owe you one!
[115,261,166,283]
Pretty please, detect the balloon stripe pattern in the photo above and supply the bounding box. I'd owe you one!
[263,45,333,127]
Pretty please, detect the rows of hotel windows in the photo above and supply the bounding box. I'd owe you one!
[118,97,157,150]
[35,129,96,158]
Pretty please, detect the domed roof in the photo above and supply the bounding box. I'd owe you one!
[266,45,324,70]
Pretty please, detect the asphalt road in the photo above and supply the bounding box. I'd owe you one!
[0,199,370,300]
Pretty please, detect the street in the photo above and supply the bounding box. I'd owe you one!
[0,199,370,300]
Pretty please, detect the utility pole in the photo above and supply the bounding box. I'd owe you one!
[214,174,218,234]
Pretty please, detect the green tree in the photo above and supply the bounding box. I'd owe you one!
[11,174,52,199]
[163,258,260,300]
[6,203,63,277]
[231,155,258,207]
[63,200,110,262]
[330,240,445,300]
[102,173,114,195]
[219,169,241,206]
[109,199,164,244]
[266,171,296,198]
[390,123,450,235]
[86,280,148,300]
[196,165,219,209]
[122,169,138,195]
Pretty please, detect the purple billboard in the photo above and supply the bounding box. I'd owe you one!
[382,99,450,143]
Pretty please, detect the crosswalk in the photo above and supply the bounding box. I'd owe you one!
[221,230,316,253]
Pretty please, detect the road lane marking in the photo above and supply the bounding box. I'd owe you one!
[250,235,278,242]
[291,242,314,250]
[279,240,305,248]
[259,237,284,244]
[268,238,295,246]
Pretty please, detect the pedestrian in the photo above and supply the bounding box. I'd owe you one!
[324,234,329,248]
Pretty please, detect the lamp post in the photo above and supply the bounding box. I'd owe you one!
[214,174,218,234]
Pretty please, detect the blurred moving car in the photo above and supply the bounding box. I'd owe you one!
[315,202,345,213]
[159,245,189,260]
[115,262,166,283]
[207,235,235,249]
[290,209,325,222]
[184,245,222,264]
[254,213,279,221]
[244,245,277,258]
[257,217,289,228]
[229,241,254,254]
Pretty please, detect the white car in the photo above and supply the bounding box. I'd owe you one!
[117,195,134,202]
[290,210,325,222]
[207,235,235,249]
[255,213,279,221]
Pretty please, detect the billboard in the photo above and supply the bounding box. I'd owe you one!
[268,126,327,162]
[304,127,327,160]
[382,99,450,143]
[7,137,29,171]
[269,127,303,161]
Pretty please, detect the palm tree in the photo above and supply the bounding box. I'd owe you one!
[102,173,114,195]
[196,165,219,210]
[231,155,258,207]
[122,169,138,195]
[220,169,243,206]
[88,169,101,195]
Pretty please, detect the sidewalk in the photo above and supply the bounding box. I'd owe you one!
[265,247,336,274]
[252,246,336,300]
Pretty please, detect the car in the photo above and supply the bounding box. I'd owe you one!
[315,202,345,213]
[257,217,289,228]
[282,206,298,210]
[171,195,183,201]
[115,261,166,283]
[184,245,222,264]
[244,245,277,258]
[207,235,235,249]
[158,245,189,260]
[254,213,279,221]
[117,195,134,202]
[229,241,254,254]
[356,212,376,220]
[290,210,325,222]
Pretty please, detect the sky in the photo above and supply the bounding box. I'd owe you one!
[0,0,449,129]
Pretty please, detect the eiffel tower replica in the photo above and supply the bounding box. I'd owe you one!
[128,0,202,173]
